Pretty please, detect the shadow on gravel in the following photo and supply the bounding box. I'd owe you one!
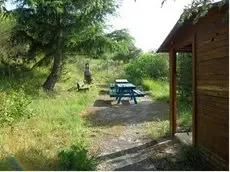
[94,99,113,107]
[97,140,158,161]
[85,101,169,127]
[99,90,109,95]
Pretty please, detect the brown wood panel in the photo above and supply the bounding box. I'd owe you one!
[197,80,228,88]
[196,87,228,98]
[197,74,229,82]
[192,35,197,146]
[196,99,229,122]
[198,145,229,170]
[169,49,177,136]
[196,36,228,54]
[197,96,229,111]
[196,25,229,43]
[198,94,229,105]
[196,114,229,162]
[196,104,229,126]
[196,56,229,73]
[196,44,229,58]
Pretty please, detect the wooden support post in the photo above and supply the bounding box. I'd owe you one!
[192,35,197,146]
[169,49,177,137]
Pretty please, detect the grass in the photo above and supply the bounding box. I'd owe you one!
[142,79,192,137]
[142,79,169,102]
[0,58,123,170]
[177,99,192,132]
[145,120,170,139]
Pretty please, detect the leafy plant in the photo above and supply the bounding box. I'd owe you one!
[125,53,169,85]
[177,53,192,102]
[0,88,33,127]
[58,144,98,171]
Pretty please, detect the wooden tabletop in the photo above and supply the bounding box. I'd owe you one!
[115,79,128,83]
[116,83,136,89]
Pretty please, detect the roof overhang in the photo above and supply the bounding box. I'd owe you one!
[156,1,228,53]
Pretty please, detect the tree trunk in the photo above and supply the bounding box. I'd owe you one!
[42,15,62,91]
[42,38,62,91]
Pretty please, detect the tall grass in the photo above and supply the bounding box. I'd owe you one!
[0,58,118,170]
[142,79,169,102]
[177,99,192,131]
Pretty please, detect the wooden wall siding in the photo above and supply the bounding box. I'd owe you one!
[195,10,229,168]
[158,4,229,168]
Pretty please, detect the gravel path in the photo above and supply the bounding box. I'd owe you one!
[82,89,180,170]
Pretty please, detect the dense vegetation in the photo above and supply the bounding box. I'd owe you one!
[0,58,125,170]
[0,0,206,170]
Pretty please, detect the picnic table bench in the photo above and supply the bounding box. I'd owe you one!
[77,81,89,91]
[109,82,145,104]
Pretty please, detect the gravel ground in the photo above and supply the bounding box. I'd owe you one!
[81,90,184,170]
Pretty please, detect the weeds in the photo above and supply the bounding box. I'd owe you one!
[177,99,192,132]
[58,143,98,171]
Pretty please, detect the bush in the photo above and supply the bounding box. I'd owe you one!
[177,53,192,102]
[0,88,33,127]
[125,53,168,84]
[58,144,98,171]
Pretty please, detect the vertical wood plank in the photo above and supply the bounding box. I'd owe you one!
[192,35,197,146]
[169,49,177,136]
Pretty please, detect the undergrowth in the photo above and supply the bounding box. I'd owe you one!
[0,58,119,170]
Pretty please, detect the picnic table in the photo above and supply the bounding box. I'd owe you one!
[116,83,137,104]
[115,79,128,83]
[109,81,145,104]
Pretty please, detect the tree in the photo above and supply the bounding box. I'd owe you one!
[136,0,228,23]
[112,44,142,62]
[10,0,120,91]
[73,29,135,59]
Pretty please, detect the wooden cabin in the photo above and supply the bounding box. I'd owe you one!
[157,2,229,170]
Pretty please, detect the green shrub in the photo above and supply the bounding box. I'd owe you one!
[125,53,168,84]
[0,88,33,127]
[58,144,98,171]
[177,53,192,102]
